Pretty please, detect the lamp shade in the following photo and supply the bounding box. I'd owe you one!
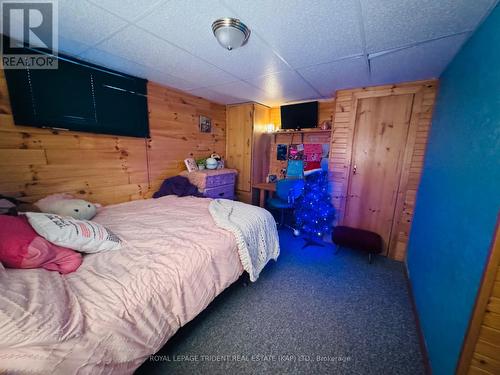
[212,18,250,51]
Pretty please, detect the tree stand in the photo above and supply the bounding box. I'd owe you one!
[302,236,326,249]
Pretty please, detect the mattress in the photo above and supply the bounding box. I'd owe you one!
[0,196,244,374]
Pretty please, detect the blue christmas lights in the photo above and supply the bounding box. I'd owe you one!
[294,171,334,238]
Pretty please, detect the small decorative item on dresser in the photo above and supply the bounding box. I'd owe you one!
[184,158,198,172]
[205,157,218,169]
[196,158,206,170]
[209,153,224,169]
[199,115,212,133]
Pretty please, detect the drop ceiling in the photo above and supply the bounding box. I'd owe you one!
[36,0,500,105]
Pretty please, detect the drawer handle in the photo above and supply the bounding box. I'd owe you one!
[218,192,225,196]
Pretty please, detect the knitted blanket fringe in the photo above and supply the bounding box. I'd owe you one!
[209,199,280,282]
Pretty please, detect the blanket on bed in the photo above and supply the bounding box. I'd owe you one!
[209,199,280,282]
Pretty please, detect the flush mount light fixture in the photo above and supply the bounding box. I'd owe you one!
[212,18,250,51]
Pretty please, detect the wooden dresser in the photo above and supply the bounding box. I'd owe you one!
[180,169,237,200]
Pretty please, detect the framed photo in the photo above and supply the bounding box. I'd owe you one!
[277,144,287,161]
[184,158,198,172]
[288,144,304,160]
[199,115,212,133]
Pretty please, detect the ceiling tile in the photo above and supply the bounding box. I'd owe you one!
[204,80,275,106]
[34,0,495,106]
[80,48,200,90]
[144,70,202,91]
[361,0,496,53]
[187,87,243,105]
[298,57,370,96]
[247,69,320,104]
[58,36,92,56]
[59,0,127,47]
[97,25,238,88]
[369,34,468,85]
[79,48,151,78]
[85,0,165,22]
[223,0,364,68]
[137,0,289,79]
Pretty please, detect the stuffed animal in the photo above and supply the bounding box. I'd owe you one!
[205,157,218,169]
[34,193,100,220]
[210,153,224,169]
[210,153,221,161]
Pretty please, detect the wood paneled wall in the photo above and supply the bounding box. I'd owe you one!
[458,223,500,375]
[329,80,437,261]
[146,82,226,191]
[0,69,226,205]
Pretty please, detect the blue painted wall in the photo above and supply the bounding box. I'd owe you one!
[407,5,500,375]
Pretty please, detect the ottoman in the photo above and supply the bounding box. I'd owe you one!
[332,226,383,263]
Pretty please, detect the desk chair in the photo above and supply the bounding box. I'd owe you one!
[267,179,304,227]
[267,159,305,226]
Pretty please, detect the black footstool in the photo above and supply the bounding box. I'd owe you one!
[332,226,383,263]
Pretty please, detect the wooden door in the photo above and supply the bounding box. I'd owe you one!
[226,104,253,192]
[344,94,414,252]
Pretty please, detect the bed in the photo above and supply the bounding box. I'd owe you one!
[0,195,279,374]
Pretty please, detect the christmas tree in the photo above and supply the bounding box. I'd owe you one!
[294,170,334,240]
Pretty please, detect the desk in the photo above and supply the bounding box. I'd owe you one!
[252,182,276,208]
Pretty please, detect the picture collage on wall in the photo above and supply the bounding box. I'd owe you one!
[277,143,330,171]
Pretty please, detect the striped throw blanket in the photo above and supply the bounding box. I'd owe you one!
[209,199,280,282]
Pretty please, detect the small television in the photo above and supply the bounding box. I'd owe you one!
[4,43,149,138]
[280,101,318,130]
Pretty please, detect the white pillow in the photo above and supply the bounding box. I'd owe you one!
[25,212,122,253]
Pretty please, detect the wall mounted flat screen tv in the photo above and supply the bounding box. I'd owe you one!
[280,101,318,130]
[4,45,149,138]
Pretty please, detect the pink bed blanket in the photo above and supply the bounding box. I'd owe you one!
[0,196,244,374]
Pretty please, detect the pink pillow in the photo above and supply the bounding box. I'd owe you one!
[0,215,82,274]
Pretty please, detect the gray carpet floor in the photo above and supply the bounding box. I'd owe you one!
[136,229,425,375]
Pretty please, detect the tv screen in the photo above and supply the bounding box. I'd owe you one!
[4,47,149,138]
[280,101,318,130]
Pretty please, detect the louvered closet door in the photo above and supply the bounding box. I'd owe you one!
[344,94,414,253]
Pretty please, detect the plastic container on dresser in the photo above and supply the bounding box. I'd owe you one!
[179,169,238,200]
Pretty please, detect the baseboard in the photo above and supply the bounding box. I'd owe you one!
[403,265,432,375]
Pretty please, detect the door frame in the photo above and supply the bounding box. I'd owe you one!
[456,217,500,374]
[340,85,426,257]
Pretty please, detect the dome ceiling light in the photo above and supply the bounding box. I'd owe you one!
[212,18,251,51]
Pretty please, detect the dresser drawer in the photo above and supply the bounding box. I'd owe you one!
[205,173,236,189]
[204,184,235,200]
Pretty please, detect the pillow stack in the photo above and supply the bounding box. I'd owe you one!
[0,215,82,274]
[0,212,122,274]
[25,212,122,253]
